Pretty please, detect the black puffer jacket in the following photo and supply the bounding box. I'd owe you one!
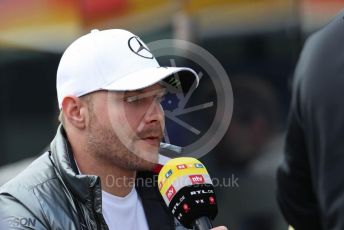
[0,126,179,230]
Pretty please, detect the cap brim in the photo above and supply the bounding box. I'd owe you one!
[101,67,199,92]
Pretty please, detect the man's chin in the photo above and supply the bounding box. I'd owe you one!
[137,140,159,154]
[138,139,161,148]
[136,160,158,171]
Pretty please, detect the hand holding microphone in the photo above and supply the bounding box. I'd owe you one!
[158,157,227,230]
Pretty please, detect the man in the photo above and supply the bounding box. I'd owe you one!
[277,10,344,230]
[0,29,227,230]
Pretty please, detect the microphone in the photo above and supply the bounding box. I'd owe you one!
[157,157,218,230]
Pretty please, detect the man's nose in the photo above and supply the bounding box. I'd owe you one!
[144,99,164,124]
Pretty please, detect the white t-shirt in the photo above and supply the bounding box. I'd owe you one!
[102,188,149,230]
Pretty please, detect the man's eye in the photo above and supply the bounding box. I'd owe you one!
[156,91,167,102]
[125,89,167,103]
[125,96,139,103]
[156,95,165,103]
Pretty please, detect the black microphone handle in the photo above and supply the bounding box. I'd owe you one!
[193,216,214,230]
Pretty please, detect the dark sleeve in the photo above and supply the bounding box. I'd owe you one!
[276,85,321,229]
[277,11,344,230]
[0,193,48,230]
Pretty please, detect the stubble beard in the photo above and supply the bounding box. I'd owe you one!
[86,112,158,171]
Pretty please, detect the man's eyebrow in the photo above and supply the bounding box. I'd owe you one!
[123,86,166,96]
[124,89,145,96]
[123,88,166,102]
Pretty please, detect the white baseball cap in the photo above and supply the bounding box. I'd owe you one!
[57,29,199,108]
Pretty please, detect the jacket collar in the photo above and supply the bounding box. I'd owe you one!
[50,125,97,203]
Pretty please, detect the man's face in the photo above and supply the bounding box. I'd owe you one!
[85,83,165,171]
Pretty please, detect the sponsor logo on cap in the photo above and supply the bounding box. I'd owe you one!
[128,36,154,59]
[189,175,205,184]
[166,185,176,201]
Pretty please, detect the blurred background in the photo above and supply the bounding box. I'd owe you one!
[1,0,344,229]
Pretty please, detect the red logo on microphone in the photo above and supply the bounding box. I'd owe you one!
[189,175,205,184]
[166,185,176,201]
[176,164,187,170]
[183,203,190,213]
[158,181,163,190]
[209,196,216,205]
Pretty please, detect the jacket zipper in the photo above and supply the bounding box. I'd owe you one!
[90,185,106,230]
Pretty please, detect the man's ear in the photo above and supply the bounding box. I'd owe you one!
[61,96,88,129]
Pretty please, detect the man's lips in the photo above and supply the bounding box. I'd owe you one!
[141,136,162,146]
[137,126,163,146]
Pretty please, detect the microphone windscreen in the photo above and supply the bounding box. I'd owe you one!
[158,157,218,228]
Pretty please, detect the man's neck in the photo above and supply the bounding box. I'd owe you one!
[74,154,136,197]
[67,133,136,197]
[75,153,137,197]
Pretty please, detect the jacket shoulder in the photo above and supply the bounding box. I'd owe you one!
[0,152,57,192]
[0,153,57,229]
[0,152,78,229]
[0,194,49,229]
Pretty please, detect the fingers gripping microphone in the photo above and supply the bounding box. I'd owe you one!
[158,157,218,230]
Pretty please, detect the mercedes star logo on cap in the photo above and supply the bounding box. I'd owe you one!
[128,36,154,59]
